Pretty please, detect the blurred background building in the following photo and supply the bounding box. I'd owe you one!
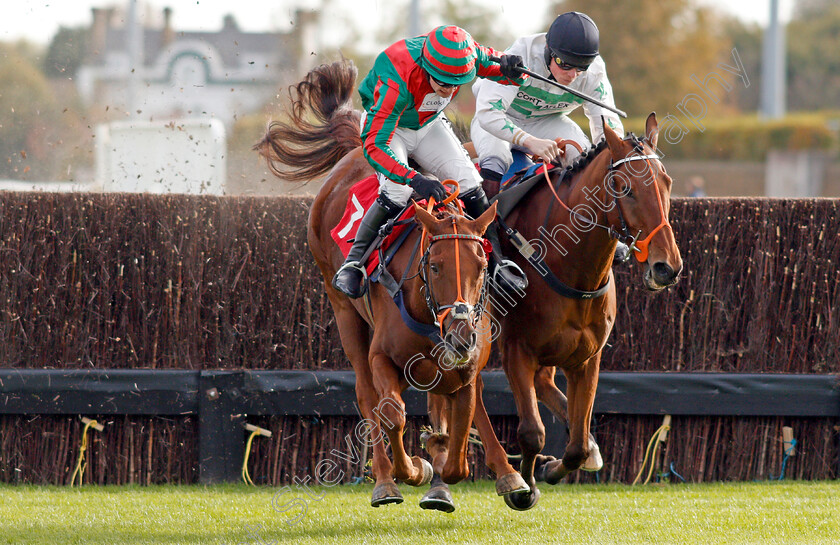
[76,6,317,127]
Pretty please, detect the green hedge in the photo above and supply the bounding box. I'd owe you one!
[618,114,839,161]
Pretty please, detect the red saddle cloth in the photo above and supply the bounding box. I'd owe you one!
[330,175,417,275]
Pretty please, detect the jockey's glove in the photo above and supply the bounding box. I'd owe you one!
[499,54,526,80]
[409,174,447,204]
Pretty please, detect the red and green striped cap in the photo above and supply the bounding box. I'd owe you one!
[421,26,477,86]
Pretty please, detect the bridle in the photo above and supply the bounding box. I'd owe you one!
[607,142,669,262]
[418,183,490,341]
[541,136,670,263]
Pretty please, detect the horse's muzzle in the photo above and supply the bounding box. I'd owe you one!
[643,261,681,291]
[442,320,479,366]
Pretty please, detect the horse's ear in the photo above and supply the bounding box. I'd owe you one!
[645,112,659,151]
[601,116,624,159]
[471,201,498,236]
[413,203,437,230]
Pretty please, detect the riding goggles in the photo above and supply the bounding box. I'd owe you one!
[430,76,460,89]
[552,56,587,72]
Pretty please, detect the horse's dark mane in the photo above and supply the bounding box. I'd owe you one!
[565,139,608,174]
[564,132,644,175]
[254,59,362,182]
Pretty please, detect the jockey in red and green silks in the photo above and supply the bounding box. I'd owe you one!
[332,26,531,299]
[358,27,522,189]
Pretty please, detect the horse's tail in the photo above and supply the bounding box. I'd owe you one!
[254,59,362,182]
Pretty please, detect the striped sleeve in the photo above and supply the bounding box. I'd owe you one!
[361,80,415,185]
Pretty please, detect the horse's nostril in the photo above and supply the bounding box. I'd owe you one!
[652,262,675,282]
[445,327,477,354]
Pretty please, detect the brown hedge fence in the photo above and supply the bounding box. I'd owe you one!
[0,193,838,484]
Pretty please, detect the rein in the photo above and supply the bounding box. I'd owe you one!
[539,137,668,263]
[374,182,490,343]
[419,184,489,340]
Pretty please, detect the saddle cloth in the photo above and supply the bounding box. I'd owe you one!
[330,175,417,275]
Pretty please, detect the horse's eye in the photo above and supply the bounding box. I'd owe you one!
[430,263,440,274]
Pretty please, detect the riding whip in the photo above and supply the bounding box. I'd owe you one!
[490,55,627,118]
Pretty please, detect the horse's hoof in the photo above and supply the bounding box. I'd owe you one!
[503,487,541,511]
[419,485,455,513]
[495,472,530,496]
[582,443,603,472]
[543,459,571,485]
[533,454,556,482]
[411,456,434,486]
[371,482,403,507]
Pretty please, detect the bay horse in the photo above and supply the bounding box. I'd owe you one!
[254,60,528,510]
[493,114,683,510]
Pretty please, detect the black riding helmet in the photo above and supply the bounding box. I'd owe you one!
[543,12,599,70]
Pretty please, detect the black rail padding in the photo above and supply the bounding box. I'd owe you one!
[0,369,199,415]
[593,373,840,417]
[2,370,838,417]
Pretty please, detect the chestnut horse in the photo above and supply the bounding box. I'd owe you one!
[492,114,683,510]
[254,60,527,510]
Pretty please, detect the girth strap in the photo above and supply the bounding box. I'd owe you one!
[496,214,611,300]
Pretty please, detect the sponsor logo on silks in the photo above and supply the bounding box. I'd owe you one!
[419,93,451,112]
[516,91,542,107]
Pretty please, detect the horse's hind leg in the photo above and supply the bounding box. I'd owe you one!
[328,296,400,507]
[542,355,601,485]
[472,373,529,496]
[534,366,602,472]
[419,393,455,513]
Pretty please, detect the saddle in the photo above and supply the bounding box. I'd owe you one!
[492,150,554,220]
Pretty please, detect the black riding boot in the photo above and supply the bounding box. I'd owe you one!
[332,195,402,298]
[480,168,503,199]
[460,186,528,293]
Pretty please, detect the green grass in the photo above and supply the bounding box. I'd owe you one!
[1,480,838,544]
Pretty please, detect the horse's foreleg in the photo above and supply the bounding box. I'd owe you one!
[419,393,456,513]
[544,355,601,484]
[440,383,475,485]
[424,393,450,474]
[370,353,432,487]
[534,366,602,471]
[472,373,529,496]
[327,298,398,506]
[501,349,543,510]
